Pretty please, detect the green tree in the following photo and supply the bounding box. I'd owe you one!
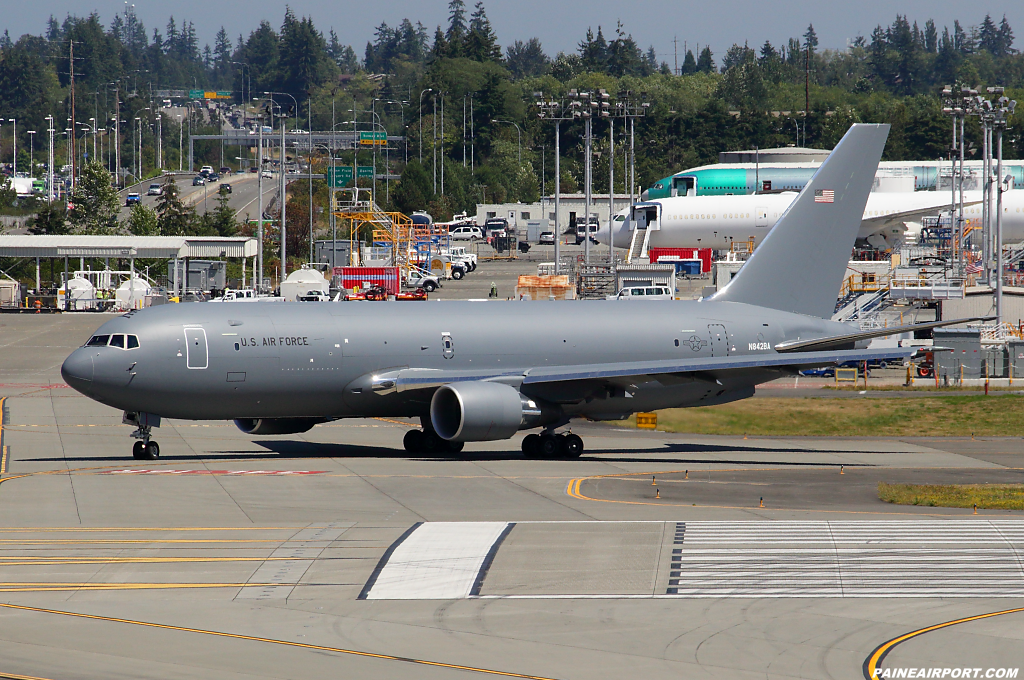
[209,191,239,236]
[28,202,70,235]
[392,160,434,214]
[125,203,158,235]
[155,174,195,235]
[506,38,547,79]
[69,161,120,234]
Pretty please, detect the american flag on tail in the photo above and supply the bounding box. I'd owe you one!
[814,189,835,203]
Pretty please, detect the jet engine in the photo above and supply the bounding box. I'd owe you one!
[430,381,552,442]
[233,418,321,435]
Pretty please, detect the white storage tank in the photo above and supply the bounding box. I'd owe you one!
[280,268,329,302]
[57,277,95,311]
[115,276,152,310]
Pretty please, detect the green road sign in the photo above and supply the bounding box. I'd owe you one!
[189,89,204,99]
[328,166,374,187]
[358,131,387,146]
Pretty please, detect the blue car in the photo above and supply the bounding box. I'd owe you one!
[799,361,871,378]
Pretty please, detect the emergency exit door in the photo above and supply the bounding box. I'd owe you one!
[184,327,209,369]
[708,324,729,357]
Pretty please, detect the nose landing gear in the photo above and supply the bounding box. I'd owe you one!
[124,411,161,460]
[522,431,584,459]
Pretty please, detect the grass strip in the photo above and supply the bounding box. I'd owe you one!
[878,482,1024,510]
[639,395,1024,437]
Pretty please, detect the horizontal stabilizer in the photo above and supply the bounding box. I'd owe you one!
[774,317,995,353]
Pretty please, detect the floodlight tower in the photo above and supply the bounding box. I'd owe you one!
[534,92,583,274]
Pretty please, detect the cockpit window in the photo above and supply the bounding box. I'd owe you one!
[109,334,125,348]
[126,335,139,349]
[86,335,110,347]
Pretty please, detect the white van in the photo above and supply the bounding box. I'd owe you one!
[612,286,674,300]
[451,225,483,241]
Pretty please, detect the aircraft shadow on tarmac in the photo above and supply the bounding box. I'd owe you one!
[24,440,885,464]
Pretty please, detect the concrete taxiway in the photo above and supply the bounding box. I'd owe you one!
[0,313,1023,679]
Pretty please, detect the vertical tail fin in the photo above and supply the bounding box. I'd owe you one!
[710,123,890,318]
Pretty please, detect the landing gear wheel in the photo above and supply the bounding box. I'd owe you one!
[420,431,444,454]
[403,429,424,453]
[522,433,541,459]
[539,434,564,459]
[446,440,465,454]
[563,434,584,458]
[133,441,145,459]
[146,441,159,458]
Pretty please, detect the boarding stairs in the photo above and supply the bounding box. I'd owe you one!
[626,226,651,264]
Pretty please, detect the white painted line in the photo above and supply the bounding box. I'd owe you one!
[365,522,510,600]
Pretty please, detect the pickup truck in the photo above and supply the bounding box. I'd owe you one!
[406,269,441,292]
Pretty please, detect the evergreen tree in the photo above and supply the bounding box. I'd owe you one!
[924,19,938,53]
[506,38,548,79]
[979,14,1000,55]
[681,49,697,74]
[68,161,120,234]
[697,45,715,72]
[28,202,69,235]
[156,175,195,236]
[465,2,501,61]
[997,16,1015,56]
[579,27,608,72]
[209,192,238,236]
[446,0,467,57]
[803,23,818,55]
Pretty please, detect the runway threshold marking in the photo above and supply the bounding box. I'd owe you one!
[863,606,1024,679]
[0,602,562,680]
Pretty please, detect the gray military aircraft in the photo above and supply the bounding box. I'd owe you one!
[60,123,966,460]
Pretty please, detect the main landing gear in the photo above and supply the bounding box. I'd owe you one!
[521,431,584,459]
[403,429,465,454]
[124,411,160,460]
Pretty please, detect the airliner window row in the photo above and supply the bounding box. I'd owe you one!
[85,334,140,349]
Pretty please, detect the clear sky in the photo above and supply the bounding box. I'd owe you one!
[6,0,1023,64]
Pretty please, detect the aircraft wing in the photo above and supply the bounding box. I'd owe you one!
[862,199,982,229]
[382,346,914,395]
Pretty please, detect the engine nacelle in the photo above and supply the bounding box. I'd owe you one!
[430,381,550,442]
[234,418,321,435]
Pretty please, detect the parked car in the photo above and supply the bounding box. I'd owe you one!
[539,231,555,245]
[450,225,483,241]
[611,286,674,300]
[125,193,141,207]
[146,183,162,196]
[219,183,233,194]
[192,176,205,186]
[799,361,871,379]
[297,289,330,302]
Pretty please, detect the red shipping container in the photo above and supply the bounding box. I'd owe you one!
[648,248,712,273]
[333,266,400,294]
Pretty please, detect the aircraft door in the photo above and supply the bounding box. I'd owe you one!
[707,324,730,357]
[184,327,209,369]
[755,207,769,227]
[673,176,696,197]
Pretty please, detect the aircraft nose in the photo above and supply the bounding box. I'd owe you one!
[61,349,94,395]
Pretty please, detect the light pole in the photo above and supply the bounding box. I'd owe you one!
[535,92,583,274]
[134,116,141,181]
[44,116,53,202]
[419,88,432,164]
[27,131,35,177]
[992,89,1016,325]
[8,118,16,176]
[88,118,96,164]
[264,91,298,279]
[491,119,522,166]
[231,62,249,121]
[942,86,972,274]
[616,90,650,204]
[177,114,183,172]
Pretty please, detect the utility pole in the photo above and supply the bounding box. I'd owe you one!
[156,113,162,169]
[114,86,121,188]
[432,94,437,195]
[673,36,678,76]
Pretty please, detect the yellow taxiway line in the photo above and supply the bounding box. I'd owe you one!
[0,602,561,679]
[863,607,1024,679]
